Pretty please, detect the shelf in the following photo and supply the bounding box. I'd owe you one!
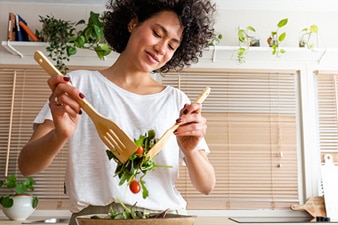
[2,41,47,58]
[203,46,332,64]
[1,41,337,67]
[1,41,118,66]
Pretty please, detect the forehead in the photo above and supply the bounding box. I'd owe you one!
[146,10,183,40]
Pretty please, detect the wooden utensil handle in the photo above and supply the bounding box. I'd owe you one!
[194,87,211,104]
[34,50,99,117]
[162,87,210,139]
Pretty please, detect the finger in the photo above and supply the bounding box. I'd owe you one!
[180,103,202,116]
[47,75,70,91]
[175,122,207,137]
[58,93,82,114]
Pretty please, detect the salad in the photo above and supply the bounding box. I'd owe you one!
[106,129,172,199]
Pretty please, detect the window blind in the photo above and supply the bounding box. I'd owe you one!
[0,67,70,209]
[316,71,338,163]
[161,69,300,209]
[0,66,301,211]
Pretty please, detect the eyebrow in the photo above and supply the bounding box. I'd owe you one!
[155,23,181,44]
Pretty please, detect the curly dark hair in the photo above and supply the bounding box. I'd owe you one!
[103,0,216,73]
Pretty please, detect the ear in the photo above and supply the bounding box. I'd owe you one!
[128,17,138,32]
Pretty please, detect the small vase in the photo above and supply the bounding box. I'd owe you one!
[2,195,36,221]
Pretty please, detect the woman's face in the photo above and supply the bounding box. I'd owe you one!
[124,10,183,73]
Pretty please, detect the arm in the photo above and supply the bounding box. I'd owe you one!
[175,103,216,194]
[19,120,68,176]
[19,75,83,176]
[184,149,215,195]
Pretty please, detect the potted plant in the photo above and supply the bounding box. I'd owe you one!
[0,175,39,221]
[237,25,259,63]
[36,14,77,74]
[36,11,111,74]
[68,11,111,60]
[299,24,319,50]
[209,33,223,47]
[267,18,288,57]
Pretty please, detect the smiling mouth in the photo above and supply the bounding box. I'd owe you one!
[146,51,160,63]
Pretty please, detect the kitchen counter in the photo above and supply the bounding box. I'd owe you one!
[1,216,338,225]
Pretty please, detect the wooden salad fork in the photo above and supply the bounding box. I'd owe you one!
[34,50,137,163]
[147,87,211,159]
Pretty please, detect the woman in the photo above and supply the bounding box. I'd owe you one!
[19,0,216,223]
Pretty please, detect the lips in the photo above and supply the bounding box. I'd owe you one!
[146,51,160,63]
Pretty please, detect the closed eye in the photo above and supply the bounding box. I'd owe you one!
[153,30,161,38]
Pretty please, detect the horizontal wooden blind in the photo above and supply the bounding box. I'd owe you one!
[0,67,70,209]
[316,71,338,163]
[0,66,301,211]
[161,69,300,209]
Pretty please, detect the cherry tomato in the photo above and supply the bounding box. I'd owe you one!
[136,146,144,157]
[129,180,141,194]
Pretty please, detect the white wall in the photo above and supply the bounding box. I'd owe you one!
[1,0,338,50]
[215,0,338,48]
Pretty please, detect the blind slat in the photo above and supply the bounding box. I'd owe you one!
[162,69,299,210]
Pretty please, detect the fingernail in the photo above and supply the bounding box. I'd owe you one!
[176,118,182,123]
[79,93,85,99]
[183,109,188,114]
[63,76,71,82]
[79,110,82,115]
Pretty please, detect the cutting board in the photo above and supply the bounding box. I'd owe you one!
[322,154,338,222]
[291,196,326,218]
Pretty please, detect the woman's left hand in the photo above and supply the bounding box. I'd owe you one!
[174,103,207,154]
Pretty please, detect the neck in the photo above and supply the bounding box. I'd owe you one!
[100,56,164,95]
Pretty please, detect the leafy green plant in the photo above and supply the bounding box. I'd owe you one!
[68,11,111,60]
[37,11,111,74]
[209,33,223,46]
[237,25,259,63]
[106,130,172,199]
[267,18,288,57]
[36,15,77,74]
[299,24,319,50]
[0,175,39,208]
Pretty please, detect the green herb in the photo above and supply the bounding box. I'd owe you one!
[106,129,172,199]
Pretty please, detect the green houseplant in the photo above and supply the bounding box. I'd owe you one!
[267,18,288,57]
[209,33,223,46]
[299,24,319,50]
[36,15,77,74]
[0,175,39,220]
[237,25,259,63]
[69,11,111,60]
[36,11,111,74]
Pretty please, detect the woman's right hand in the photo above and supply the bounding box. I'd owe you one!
[47,75,84,140]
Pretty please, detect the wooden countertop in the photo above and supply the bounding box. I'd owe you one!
[1,216,338,225]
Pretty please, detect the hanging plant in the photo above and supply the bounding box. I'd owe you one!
[237,25,259,63]
[36,11,111,74]
[68,11,111,60]
[267,18,288,57]
[36,15,76,74]
[299,24,319,50]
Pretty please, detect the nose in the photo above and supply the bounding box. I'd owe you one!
[154,41,166,55]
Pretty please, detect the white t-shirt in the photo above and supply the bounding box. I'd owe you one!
[34,70,210,213]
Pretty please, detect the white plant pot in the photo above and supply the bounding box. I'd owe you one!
[2,195,36,221]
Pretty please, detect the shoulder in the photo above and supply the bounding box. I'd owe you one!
[164,85,190,103]
[65,70,102,84]
[66,70,98,78]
